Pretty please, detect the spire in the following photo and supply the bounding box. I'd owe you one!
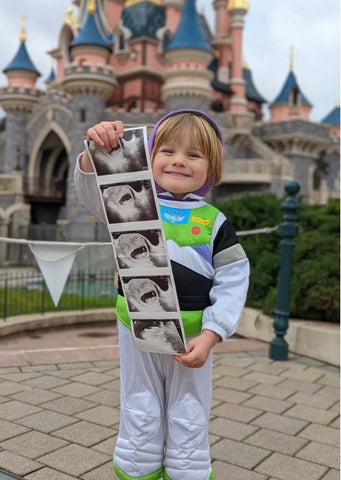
[3,18,40,76]
[271,70,311,106]
[71,0,112,49]
[289,45,294,72]
[321,105,340,125]
[243,64,267,103]
[165,0,212,52]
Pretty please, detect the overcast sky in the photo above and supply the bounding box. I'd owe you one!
[0,0,339,122]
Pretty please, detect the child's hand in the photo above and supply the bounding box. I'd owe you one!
[87,121,125,151]
[173,330,221,368]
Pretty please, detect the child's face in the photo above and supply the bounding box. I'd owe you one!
[152,138,209,199]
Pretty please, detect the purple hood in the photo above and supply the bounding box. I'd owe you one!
[148,109,223,199]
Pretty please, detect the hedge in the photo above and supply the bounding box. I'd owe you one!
[215,195,340,323]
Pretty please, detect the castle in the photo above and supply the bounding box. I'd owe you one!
[0,0,339,265]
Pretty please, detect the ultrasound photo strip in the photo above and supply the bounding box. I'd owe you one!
[84,127,187,355]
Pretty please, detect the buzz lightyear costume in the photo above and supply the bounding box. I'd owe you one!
[74,110,250,480]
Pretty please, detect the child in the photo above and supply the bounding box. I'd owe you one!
[74,109,250,480]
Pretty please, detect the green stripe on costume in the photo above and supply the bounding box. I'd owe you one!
[114,464,163,480]
[116,295,203,338]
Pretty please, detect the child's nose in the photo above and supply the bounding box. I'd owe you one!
[171,154,185,166]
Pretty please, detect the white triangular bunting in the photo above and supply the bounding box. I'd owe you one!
[29,244,85,306]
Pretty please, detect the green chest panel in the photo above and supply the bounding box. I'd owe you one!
[160,203,219,246]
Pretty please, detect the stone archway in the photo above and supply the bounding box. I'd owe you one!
[27,128,69,239]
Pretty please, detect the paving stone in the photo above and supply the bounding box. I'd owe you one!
[214,376,258,392]
[321,469,341,480]
[241,371,283,385]
[277,378,323,394]
[241,395,293,414]
[284,404,338,425]
[251,412,308,435]
[21,365,58,372]
[287,391,338,410]
[280,366,324,382]
[2,431,68,459]
[52,382,102,398]
[92,436,116,455]
[81,460,114,480]
[210,438,270,469]
[209,417,259,441]
[329,417,340,429]
[0,450,41,476]
[57,363,95,370]
[100,379,120,391]
[70,372,114,386]
[329,401,340,413]
[49,369,89,378]
[213,364,248,378]
[249,383,296,400]
[318,386,340,401]
[82,390,120,408]
[213,387,252,405]
[317,373,340,388]
[255,452,328,480]
[217,356,256,368]
[296,441,340,469]
[0,368,21,374]
[0,400,41,421]
[0,418,28,441]
[248,362,289,375]
[38,444,110,477]
[0,372,40,382]
[245,428,308,455]
[298,423,340,447]
[211,402,262,423]
[25,467,79,480]
[10,388,62,406]
[211,461,268,480]
[0,381,27,396]
[76,405,120,427]
[53,420,114,447]
[23,375,70,390]
[40,396,95,415]
[17,410,78,433]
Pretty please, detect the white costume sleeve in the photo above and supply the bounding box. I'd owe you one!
[201,213,250,341]
[74,153,106,223]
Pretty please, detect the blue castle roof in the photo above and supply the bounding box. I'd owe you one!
[71,9,113,49]
[272,70,311,106]
[122,2,165,40]
[46,68,56,83]
[243,66,267,103]
[321,106,340,125]
[166,0,212,52]
[3,41,40,76]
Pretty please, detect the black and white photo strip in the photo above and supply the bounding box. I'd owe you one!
[100,180,158,224]
[87,127,148,176]
[131,319,187,354]
[85,126,187,354]
[112,229,168,270]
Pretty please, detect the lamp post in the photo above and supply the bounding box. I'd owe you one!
[269,180,300,361]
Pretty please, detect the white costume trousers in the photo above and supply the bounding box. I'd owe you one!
[114,321,213,480]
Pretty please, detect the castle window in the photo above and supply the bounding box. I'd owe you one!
[114,21,131,54]
[291,86,300,106]
[79,109,86,123]
[156,26,171,53]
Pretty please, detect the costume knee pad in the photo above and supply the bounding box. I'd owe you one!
[124,391,161,444]
[168,397,206,450]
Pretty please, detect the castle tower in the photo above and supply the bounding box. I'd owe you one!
[164,0,183,32]
[270,50,312,121]
[227,0,249,116]
[162,0,214,111]
[59,0,117,239]
[212,0,230,85]
[0,18,42,173]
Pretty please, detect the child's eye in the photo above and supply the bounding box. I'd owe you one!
[188,152,201,158]
[160,148,173,154]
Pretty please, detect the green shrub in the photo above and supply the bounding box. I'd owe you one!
[215,195,340,323]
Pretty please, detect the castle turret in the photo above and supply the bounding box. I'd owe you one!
[162,0,214,110]
[0,18,42,173]
[321,105,340,141]
[270,51,312,121]
[164,0,183,33]
[227,0,248,115]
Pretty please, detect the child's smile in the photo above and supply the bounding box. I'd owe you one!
[152,140,209,199]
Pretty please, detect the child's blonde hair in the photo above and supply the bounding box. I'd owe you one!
[150,113,223,185]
